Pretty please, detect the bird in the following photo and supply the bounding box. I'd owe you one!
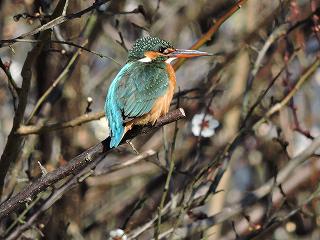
[105,36,212,148]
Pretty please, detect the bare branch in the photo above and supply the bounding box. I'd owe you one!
[0,0,112,47]
[173,0,248,70]
[0,108,186,219]
[5,149,157,240]
[157,136,320,239]
[254,57,320,128]
[17,89,198,135]
[26,45,83,123]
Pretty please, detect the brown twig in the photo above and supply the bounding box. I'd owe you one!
[0,58,20,93]
[16,89,198,135]
[0,38,121,65]
[254,57,320,128]
[155,136,320,239]
[0,58,20,110]
[242,23,291,115]
[242,51,298,127]
[0,33,47,197]
[0,0,73,197]
[173,0,248,71]
[26,44,84,123]
[0,108,186,219]
[5,149,157,239]
[0,0,112,48]
[17,111,104,135]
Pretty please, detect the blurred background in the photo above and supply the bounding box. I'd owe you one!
[0,0,320,239]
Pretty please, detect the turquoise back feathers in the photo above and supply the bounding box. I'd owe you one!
[105,61,169,147]
[105,63,131,148]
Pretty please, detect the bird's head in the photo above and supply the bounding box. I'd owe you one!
[127,36,212,64]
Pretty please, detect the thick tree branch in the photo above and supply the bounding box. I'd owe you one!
[5,149,157,240]
[0,0,68,198]
[0,36,46,197]
[0,108,186,219]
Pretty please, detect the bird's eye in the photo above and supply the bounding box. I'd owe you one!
[159,47,167,53]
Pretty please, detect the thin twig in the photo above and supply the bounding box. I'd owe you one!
[0,0,112,47]
[242,51,298,127]
[0,58,20,109]
[254,57,320,128]
[0,39,121,65]
[173,0,248,71]
[155,136,320,239]
[62,0,69,16]
[0,58,20,93]
[17,89,198,135]
[155,111,179,239]
[242,23,291,115]
[26,44,84,123]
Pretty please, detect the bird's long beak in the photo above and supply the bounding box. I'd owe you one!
[168,49,213,58]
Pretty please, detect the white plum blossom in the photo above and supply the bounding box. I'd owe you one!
[109,229,127,240]
[191,113,219,137]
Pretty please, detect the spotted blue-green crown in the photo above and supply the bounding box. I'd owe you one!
[127,36,174,62]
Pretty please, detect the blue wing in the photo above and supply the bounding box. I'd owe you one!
[105,61,169,147]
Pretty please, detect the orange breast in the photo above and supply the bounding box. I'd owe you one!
[148,63,176,122]
[124,64,176,132]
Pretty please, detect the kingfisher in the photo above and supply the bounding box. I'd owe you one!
[105,36,211,148]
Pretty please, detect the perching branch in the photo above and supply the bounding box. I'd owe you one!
[16,89,198,136]
[5,149,157,240]
[0,108,186,219]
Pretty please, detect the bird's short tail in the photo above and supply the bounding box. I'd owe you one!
[105,102,124,148]
[110,125,124,148]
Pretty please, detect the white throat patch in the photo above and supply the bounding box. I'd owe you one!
[138,57,152,63]
[138,57,177,63]
[165,57,177,64]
